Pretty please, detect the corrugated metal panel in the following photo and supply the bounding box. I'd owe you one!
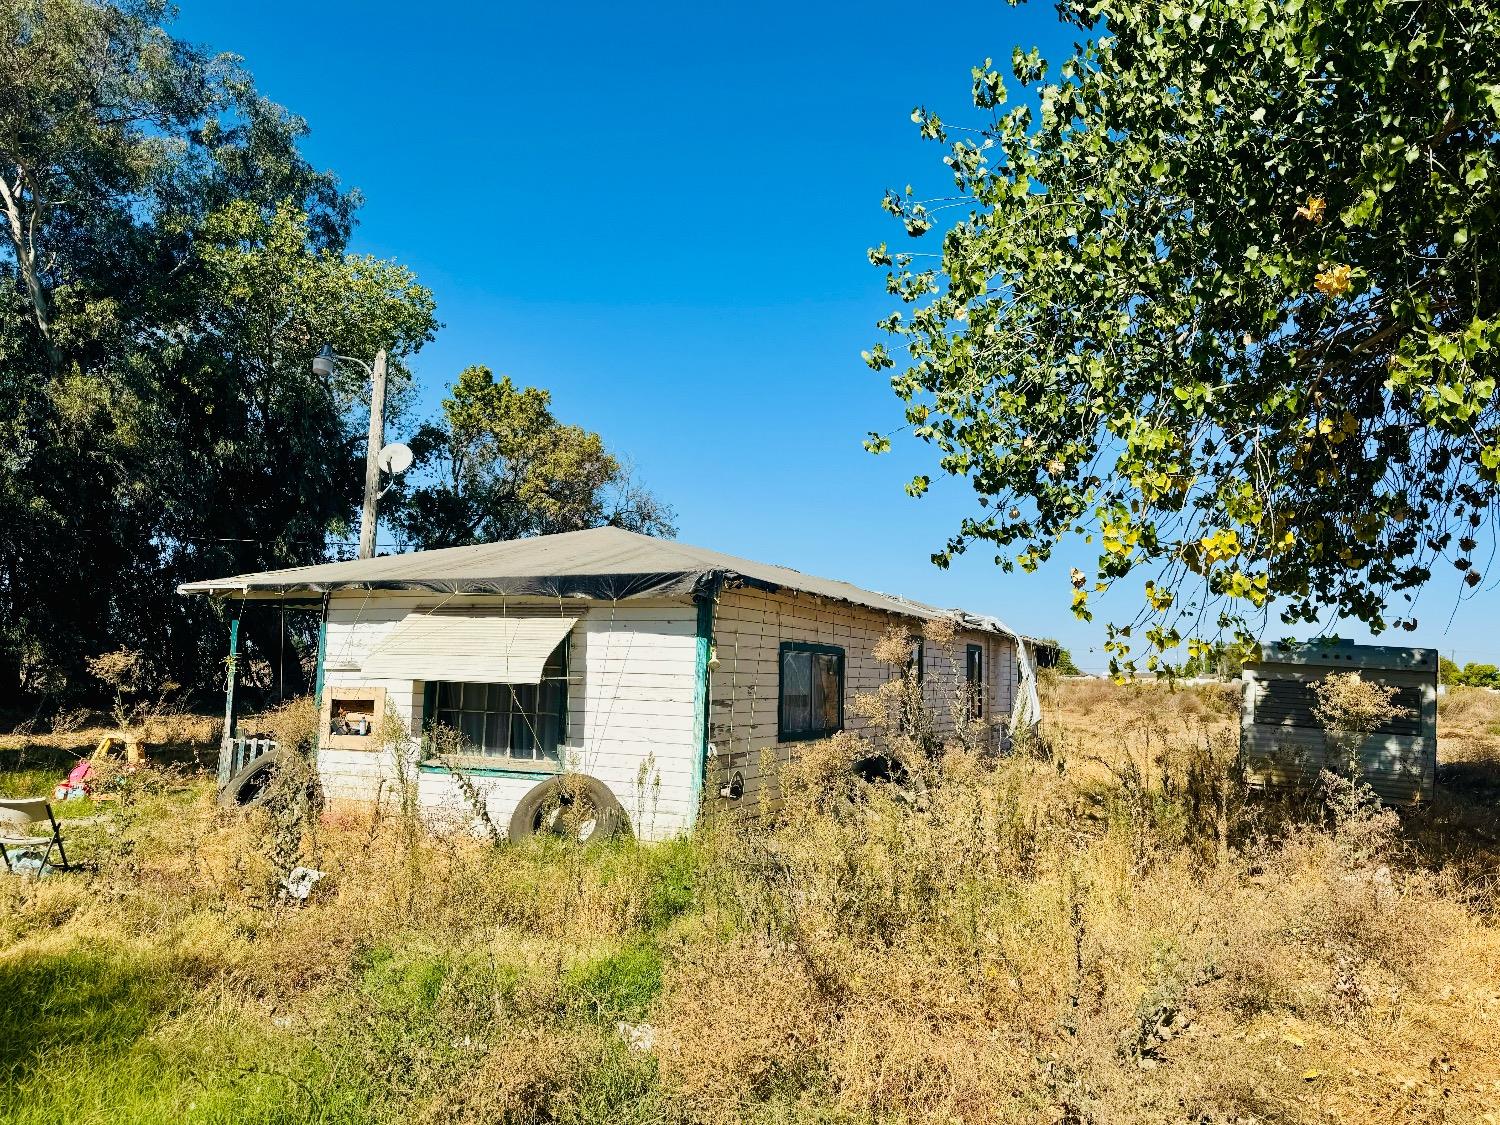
[1240,649,1438,804]
[361,614,576,684]
[1253,679,1425,737]
[1240,725,1434,804]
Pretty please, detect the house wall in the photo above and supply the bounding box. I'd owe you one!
[317,592,701,839]
[704,584,1019,816]
[311,585,1028,836]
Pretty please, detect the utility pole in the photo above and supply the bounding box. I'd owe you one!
[359,349,387,559]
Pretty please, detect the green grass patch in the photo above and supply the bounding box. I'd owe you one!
[564,940,663,1023]
[0,940,376,1125]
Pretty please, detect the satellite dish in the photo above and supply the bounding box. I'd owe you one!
[377,442,414,475]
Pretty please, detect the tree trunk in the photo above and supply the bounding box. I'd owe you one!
[0,167,61,369]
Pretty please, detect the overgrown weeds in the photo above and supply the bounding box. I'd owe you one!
[656,670,1500,1124]
[1,674,1497,1123]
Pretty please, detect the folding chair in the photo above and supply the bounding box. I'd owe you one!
[0,798,71,875]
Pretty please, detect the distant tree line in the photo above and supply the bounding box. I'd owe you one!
[0,0,669,719]
[1439,658,1500,689]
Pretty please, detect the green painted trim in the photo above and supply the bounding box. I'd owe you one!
[777,641,846,743]
[417,760,559,781]
[692,589,717,818]
[312,594,329,709]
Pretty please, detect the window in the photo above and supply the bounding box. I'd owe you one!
[320,687,386,751]
[901,635,925,730]
[779,642,844,742]
[966,644,985,720]
[424,641,569,762]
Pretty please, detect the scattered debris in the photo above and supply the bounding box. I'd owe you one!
[617,1021,656,1052]
[280,866,325,901]
[4,852,57,877]
[53,758,95,801]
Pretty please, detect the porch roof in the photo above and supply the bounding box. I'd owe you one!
[177,526,1037,641]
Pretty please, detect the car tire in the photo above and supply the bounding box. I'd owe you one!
[508,774,630,843]
[219,750,284,809]
[218,750,320,811]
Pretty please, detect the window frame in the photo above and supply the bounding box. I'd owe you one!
[966,643,985,720]
[777,641,846,743]
[421,636,571,764]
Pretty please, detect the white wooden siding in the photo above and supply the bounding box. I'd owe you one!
[318,594,700,839]
[705,585,1017,816]
[316,586,1026,836]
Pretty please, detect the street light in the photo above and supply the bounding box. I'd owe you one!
[311,344,337,378]
[312,344,388,560]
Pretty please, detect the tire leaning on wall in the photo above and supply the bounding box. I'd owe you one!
[218,750,285,809]
[508,774,631,843]
[217,750,321,812]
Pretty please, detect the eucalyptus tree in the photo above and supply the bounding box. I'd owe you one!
[0,0,436,704]
[867,0,1500,672]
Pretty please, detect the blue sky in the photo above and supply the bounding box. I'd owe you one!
[174,1,1497,674]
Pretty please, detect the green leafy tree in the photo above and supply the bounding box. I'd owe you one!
[866,0,1500,674]
[394,366,675,551]
[1180,640,1245,680]
[0,0,436,705]
[1458,662,1500,688]
[1439,656,1461,686]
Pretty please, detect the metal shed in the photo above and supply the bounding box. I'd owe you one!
[1240,641,1438,804]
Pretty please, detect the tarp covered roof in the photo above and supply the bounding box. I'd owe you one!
[177,526,1036,639]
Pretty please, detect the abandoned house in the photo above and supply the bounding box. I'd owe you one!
[179,526,1046,840]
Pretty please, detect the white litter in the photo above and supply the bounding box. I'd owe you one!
[281,866,326,901]
[617,1021,656,1052]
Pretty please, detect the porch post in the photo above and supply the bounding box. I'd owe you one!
[218,610,241,787]
[312,593,329,709]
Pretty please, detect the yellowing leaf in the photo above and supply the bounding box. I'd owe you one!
[1295,196,1326,222]
[1315,263,1352,297]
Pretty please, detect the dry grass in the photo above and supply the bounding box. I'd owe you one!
[0,677,1497,1123]
[658,674,1500,1124]
[0,713,220,753]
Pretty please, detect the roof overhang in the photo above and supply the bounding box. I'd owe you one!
[177,571,713,602]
